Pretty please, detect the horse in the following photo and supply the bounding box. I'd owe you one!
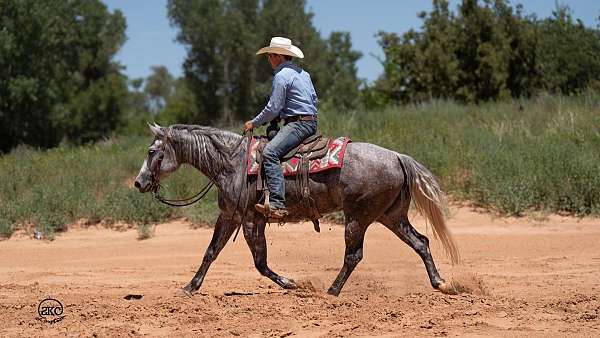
[134,123,460,296]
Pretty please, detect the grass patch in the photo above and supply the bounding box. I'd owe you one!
[0,136,219,238]
[1,92,598,238]
[320,92,600,216]
[137,223,155,240]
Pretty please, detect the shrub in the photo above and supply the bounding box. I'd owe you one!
[1,93,598,238]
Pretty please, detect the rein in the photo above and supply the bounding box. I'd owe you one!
[153,181,215,207]
[148,148,213,207]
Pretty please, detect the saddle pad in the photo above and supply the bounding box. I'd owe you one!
[247,136,351,176]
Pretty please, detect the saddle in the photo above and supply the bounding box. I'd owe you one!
[254,134,330,231]
[282,134,331,161]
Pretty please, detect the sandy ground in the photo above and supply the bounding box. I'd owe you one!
[1,207,599,337]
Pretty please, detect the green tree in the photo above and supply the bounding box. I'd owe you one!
[320,32,362,111]
[0,0,127,151]
[375,0,460,103]
[144,65,175,115]
[167,0,362,123]
[168,0,259,124]
[453,0,511,102]
[119,78,152,135]
[159,78,200,125]
[374,0,600,103]
[496,3,539,98]
[536,4,600,94]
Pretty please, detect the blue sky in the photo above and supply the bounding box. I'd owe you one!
[103,0,599,83]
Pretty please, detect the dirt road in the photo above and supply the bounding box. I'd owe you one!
[1,207,599,337]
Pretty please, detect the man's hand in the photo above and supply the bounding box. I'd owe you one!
[244,120,254,132]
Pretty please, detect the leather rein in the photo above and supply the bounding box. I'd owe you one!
[148,148,215,207]
[152,181,215,207]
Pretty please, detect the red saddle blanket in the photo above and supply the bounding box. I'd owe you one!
[247,136,351,176]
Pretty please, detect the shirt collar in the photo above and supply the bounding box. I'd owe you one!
[274,61,294,74]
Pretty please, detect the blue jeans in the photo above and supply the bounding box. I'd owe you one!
[262,120,317,209]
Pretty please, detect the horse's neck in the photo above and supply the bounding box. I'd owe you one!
[172,128,244,183]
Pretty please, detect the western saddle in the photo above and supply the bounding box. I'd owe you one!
[254,133,331,231]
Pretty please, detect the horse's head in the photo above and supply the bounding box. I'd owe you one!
[134,123,180,193]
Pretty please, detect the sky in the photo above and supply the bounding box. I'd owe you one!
[103,0,599,83]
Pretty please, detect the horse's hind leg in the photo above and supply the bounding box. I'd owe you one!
[379,213,453,293]
[182,214,237,296]
[327,217,368,296]
[242,218,297,289]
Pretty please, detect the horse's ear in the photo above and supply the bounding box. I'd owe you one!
[148,122,164,137]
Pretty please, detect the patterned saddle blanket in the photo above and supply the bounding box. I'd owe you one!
[247,136,351,176]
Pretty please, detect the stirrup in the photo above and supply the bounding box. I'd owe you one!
[255,204,288,218]
[254,203,270,216]
[255,190,271,216]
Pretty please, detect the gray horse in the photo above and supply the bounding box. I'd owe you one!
[134,123,459,296]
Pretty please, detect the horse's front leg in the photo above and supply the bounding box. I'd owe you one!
[242,218,297,289]
[182,213,237,296]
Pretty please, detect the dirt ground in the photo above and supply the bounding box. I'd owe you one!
[1,207,599,337]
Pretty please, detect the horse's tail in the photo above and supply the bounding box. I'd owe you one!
[397,154,460,265]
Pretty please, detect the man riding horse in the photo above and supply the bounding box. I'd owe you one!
[133,38,459,298]
[243,37,318,219]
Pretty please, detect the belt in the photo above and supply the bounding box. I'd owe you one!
[283,115,317,125]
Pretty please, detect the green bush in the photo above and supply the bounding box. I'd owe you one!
[0,135,219,238]
[1,93,598,238]
[320,93,600,216]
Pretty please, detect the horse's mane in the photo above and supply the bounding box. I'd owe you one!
[169,124,241,147]
[165,124,243,177]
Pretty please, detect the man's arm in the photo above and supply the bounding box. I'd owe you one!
[251,74,287,127]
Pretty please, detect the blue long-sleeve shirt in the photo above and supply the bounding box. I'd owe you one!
[251,61,318,126]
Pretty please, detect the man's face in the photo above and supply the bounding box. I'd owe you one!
[267,53,285,70]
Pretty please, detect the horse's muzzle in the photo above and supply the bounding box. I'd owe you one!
[134,177,151,193]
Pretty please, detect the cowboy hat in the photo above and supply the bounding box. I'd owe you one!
[256,37,304,59]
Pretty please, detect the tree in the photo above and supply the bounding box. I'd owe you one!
[167,0,362,123]
[159,78,201,125]
[0,0,128,151]
[376,0,460,103]
[536,5,600,94]
[119,78,152,136]
[496,3,539,98]
[145,66,175,115]
[320,32,362,111]
[374,0,600,104]
[453,0,512,102]
[168,0,259,124]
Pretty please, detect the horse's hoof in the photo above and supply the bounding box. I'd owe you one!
[327,287,340,297]
[179,284,194,298]
[437,281,458,295]
[279,277,298,289]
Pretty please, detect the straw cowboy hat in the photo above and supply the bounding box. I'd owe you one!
[256,37,304,59]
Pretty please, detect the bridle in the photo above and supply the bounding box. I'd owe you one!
[147,139,216,207]
[146,129,253,242]
[148,131,251,213]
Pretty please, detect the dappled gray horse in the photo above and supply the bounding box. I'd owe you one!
[134,123,459,296]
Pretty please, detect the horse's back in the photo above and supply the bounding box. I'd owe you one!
[339,142,405,200]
